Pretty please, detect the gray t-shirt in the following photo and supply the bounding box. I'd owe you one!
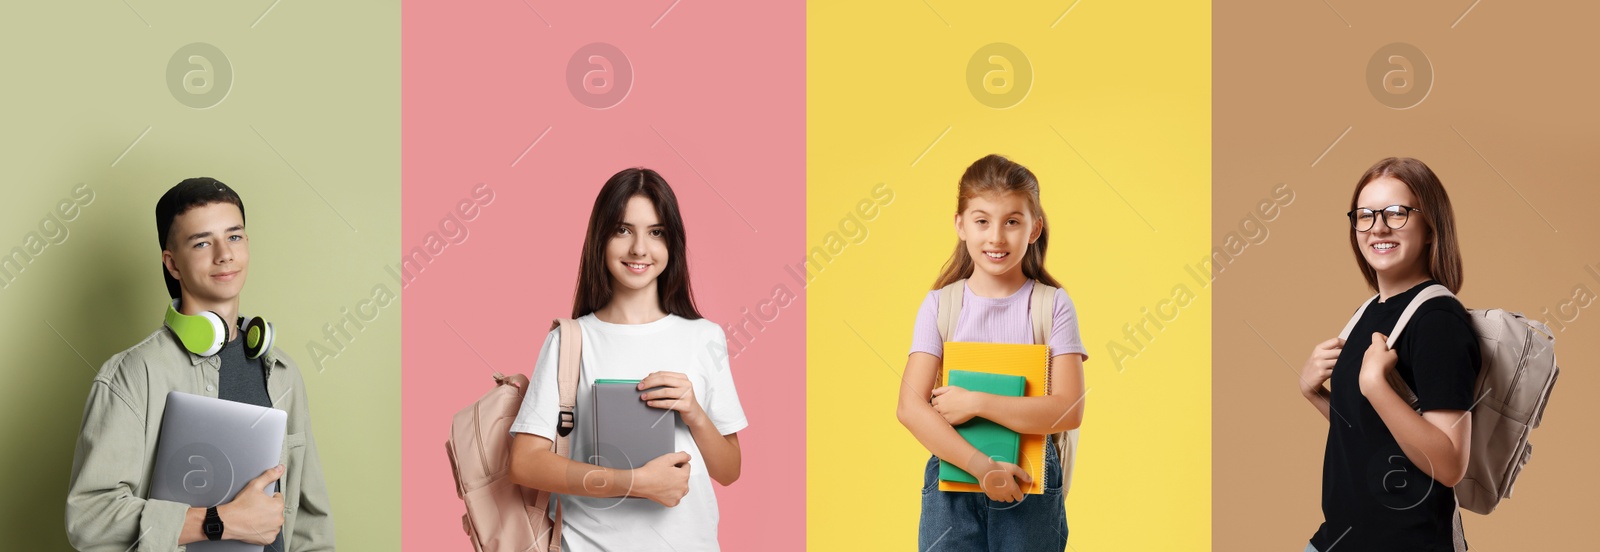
[217,331,284,549]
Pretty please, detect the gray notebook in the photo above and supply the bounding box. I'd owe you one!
[150,391,286,552]
[591,380,677,475]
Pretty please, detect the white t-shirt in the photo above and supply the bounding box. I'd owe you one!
[510,313,748,552]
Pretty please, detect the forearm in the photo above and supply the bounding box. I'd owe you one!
[685,412,740,485]
[291,426,336,551]
[509,444,635,499]
[897,399,991,475]
[1302,386,1332,422]
[66,493,189,552]
[978,393,1085,435]
[1363,380,1468,485]
[66,383,188,551]
[178,507,207,545]
[180,506,270,545]
[898,353,997,475]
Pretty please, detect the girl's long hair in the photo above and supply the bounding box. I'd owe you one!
[1348,157,1465,294]
[572,168,703,320]
[932,154,1062,290]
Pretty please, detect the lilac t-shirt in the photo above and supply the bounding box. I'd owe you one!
[909,279,1088,360]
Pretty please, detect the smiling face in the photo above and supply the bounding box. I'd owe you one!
[955,191,1042,280]
[605,194,669,292]
[162,202,249,306]
[1353,176,1431,280]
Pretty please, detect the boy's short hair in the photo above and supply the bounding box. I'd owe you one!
[155,178,246,299]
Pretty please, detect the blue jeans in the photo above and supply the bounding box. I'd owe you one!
[918,437,1068,551]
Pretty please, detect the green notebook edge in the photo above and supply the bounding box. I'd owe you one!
[938,370,1026,485]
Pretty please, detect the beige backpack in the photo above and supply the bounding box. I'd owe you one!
[1338,285,1559,515]
[934,279,1078,495]
[447,319,582,552]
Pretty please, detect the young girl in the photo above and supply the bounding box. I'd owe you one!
[1298,158,1480,552]
[507,168,748,551]
[897,154,1089,550]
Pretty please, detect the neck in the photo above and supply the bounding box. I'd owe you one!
[966,267,1028,298]
[595,283,667,325]
[178,291,239,341]
[1375,267,1431,302]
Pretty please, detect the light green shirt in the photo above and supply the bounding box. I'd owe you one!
[65,327,335,551]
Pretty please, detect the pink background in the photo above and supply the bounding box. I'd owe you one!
[401,1,805,550]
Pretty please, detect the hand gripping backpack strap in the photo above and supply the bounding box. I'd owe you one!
[547,318,584,552]
[1335,285,1454,410]
[1384,285,1457,409]
[1029,282,1078,496]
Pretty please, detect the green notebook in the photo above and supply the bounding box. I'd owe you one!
[939,370,1026,484]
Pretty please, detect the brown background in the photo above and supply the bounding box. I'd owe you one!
[1214,0,1599,549]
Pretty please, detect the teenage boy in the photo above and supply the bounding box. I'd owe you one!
[65,178,334,551]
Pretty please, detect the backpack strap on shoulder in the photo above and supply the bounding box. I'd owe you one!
[935,279,966,342]
[1336,285,1455,346]
[1337,286,1454,411]
[1385,285,1455,412]
[933,280,965,390]
[548,318,583,552]
[1388,285,1456,345]
[550,319,582,443]
[1029,281,1080,496]
[1337,294,1381,341]
[1029,281,1054,348]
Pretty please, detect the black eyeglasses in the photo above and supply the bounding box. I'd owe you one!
[1347,205,1422,232]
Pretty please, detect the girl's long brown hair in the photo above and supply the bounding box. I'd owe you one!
[572,168,703,320]
[1349,157,1465,294]
[932,154,1062,290]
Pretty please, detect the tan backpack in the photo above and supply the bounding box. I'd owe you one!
[934,279,1078,495]
[1338,285,1559,515]
[447,318,582,552]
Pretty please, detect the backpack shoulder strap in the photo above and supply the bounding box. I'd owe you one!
[1030,281,1080,496]
[549,318,582,452]
[932,280,965,390]
[547,318,582,551]
[1388,285,1456,345]
[1348,286,1453,411]
[935,279,966,342]
[1338,294,1381,341]
[1029,281,1056,348]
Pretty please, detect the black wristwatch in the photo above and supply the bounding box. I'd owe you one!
[203,506,224,541]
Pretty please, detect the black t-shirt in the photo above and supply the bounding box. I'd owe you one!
[218,333,271,408]
[1310,280,1481,552]
[217,332,285,549]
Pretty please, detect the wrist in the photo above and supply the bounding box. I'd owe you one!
[970,392,991,420]
[623,467,650,499]
[966,456,998,480]
[1301,383,1324,400]
[1358,366,1384,396]
[214,503,236,540]
[681,405,710,428]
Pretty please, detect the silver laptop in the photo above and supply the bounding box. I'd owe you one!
[151,391,286,552]
[591,381,677,476]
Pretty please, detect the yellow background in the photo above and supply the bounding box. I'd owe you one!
[806,1,1211,549]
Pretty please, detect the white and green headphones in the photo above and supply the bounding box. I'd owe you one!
[164,300,274,359]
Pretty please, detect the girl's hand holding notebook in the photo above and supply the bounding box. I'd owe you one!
[930,385,985,425]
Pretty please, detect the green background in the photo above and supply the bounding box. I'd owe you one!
[0,1,399,549]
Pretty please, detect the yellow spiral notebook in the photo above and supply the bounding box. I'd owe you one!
[938,341,1052,494]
